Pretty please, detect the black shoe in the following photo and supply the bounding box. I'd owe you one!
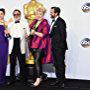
[50,80,65,88]
[50,80,60,86]
[16,76,20,81]
[6,80,15,86]
[21,81,28,86]
[42,73,47,81]
[0,82,7,87]
[27,79,34,84]
[58,82,65,88]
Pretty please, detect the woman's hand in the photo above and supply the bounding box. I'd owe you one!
[30,30,43,37]
[30,30,35,35]
[35,32,43,37]
[4,18,13,26]
[4,30,9,34]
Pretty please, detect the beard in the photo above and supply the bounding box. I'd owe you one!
[15,17,21,21]
[50,15,55,19]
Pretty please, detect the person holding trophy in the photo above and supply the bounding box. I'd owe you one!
[28,7,52,87]
[0,8,11,86]
[23,0,48,83]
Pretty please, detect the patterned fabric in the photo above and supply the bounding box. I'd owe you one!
[28,19,52,64]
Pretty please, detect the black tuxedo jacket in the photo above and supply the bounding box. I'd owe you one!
[50,17,68,50]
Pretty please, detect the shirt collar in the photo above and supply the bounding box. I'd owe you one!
[54,16,59,21]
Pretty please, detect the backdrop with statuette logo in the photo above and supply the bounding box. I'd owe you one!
[0,0,90,80]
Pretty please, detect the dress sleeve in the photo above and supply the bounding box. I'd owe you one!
[42,20,50,38]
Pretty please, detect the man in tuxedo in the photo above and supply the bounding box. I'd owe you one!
[50,7,68,87]
[7,9,30,85]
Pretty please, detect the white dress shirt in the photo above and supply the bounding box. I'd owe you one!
[8,20,30,54]
[49,16,59,33]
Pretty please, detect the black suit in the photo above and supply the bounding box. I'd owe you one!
[10,38,26,81]
[50,17,68,81]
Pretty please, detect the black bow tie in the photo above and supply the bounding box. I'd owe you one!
[15,21,20,23]
[51,19,55,24]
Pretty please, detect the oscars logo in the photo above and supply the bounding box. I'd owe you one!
[80,38,90,48]
[81,3,90,13]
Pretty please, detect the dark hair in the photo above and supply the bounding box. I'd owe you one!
[13,9,21,15]
[0,8,5,14]
[51,7,61,15]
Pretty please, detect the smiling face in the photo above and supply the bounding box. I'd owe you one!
[35,11,44,21]
[0,11,5,20]
[50,9,57,19]
[13,10,21,21]
[35,7,46,21]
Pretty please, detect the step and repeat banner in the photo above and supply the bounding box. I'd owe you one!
[0,0,90,80]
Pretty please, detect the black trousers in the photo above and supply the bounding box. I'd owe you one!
[52,48,66,81]
[30,49,44,78]
[10,38,26,80]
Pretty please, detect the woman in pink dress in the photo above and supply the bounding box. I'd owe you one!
[28,7,52,87]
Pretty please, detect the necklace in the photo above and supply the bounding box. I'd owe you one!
[0,20,4,25]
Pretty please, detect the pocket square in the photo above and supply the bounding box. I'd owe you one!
[53,25,57,28]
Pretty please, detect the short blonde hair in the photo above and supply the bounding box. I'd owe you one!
[36,7,46,15]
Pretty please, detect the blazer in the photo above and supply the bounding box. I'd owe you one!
[8,20,30,54]
[29,19,52,63]
[50,17,68,50]
[29,19,50,49]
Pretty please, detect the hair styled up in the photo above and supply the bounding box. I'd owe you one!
[0,8,5,14]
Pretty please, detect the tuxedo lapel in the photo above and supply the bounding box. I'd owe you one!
[50,17,60,34]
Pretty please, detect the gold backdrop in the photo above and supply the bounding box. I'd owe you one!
[23,0,44,64]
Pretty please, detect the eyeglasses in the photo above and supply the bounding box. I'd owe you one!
[13,13,20,16]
